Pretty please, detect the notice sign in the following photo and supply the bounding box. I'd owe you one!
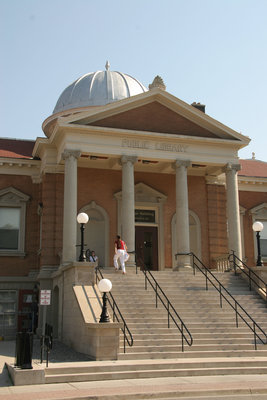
[40,290,51,305]
[135,209,155,223]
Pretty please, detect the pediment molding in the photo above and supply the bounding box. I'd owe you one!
[249,203,267,218]
[114,182,167,203]
[0,187,30,204]
[58,89,250,145]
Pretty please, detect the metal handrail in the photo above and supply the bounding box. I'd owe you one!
[95,267,133,353]
[229,250,267,304]
[127,250,139,274]
[128,250,192,351]
[141,267,193,352]
[176,252,267,349]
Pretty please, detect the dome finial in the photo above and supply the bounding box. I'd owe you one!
[105,60,110,71]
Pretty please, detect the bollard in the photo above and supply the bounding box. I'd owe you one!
[15,332,33,369]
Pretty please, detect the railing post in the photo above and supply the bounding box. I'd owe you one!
[192,254,196,275]
[156,284,158,308]
[167,301,170,328]
[205,269,208,291]
[181,324,184,352]
[123,324,126,353]
[249,269,252,291]
[235,302,239,328]
[230,250,236,275]
[253,322,257,350]
[219,284,222,308]
[113,299,115,322]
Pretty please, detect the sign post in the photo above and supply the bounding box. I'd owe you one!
[40,290,51,362]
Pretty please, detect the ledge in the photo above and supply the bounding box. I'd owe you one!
[6,362,45,386]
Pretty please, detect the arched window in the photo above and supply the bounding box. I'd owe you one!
[250,203,267,261]
[77,201,109,267]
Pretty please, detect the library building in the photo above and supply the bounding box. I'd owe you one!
[1,62,267,365]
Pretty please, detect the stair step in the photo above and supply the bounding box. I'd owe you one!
[103,268,267,364]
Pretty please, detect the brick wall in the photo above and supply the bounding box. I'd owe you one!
[40,174,64,266]
[206,184,228,267]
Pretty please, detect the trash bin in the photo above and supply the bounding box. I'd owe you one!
[15,332,33,369]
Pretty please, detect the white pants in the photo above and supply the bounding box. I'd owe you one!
[114,250,126,273]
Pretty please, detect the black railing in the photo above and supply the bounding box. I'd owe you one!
[40,323,53,367]
[126,251,192,351]
[95,267,133,353]
[141,267,193,352]
[176,252,267,350]
[229,250,267,305]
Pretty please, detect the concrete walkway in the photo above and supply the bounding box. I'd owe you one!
[1,340,267,399]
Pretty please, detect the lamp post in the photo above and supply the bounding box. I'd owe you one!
[98,279,112,323]
[252,221,264,266]
[77,212,89,261]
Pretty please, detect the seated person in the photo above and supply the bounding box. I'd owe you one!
[89,250,98,266]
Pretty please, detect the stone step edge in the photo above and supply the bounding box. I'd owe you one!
[45,356,267,373]
[39,386,267,400]
[45,366,267,383]
[118,351,267,359]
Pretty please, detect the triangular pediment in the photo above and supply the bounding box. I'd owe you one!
[114,182,167,203]
[87,101,219,139]
[0,187,30,204]
[60,89,250,144]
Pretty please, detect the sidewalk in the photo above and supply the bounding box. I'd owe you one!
[1,340,267,399]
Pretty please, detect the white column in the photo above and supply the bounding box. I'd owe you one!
[175,160,191,268]
[224,163,242,259]
[121,155,137,267]
[62,150,81,264]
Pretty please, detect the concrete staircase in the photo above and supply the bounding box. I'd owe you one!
[44,267,267,398]
[106,268,267,360]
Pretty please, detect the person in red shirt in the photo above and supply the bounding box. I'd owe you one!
[114,235,128,274]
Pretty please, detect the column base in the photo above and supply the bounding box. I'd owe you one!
[174,254,191,270]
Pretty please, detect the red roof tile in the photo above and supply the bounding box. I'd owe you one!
[239,159,267,178]
[0,138,35,159]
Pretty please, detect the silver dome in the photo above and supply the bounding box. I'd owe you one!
[53,62,148,114]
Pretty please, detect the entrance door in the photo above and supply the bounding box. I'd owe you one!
[135,226,158,270]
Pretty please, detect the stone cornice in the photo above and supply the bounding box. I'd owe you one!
[0,158,41,178]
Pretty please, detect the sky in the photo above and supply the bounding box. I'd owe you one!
[1,0,267,161]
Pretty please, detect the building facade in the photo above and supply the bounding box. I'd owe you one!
[1,64,267,340]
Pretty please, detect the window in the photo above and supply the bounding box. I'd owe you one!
[0,208,20,250]
[0,290,17,338]
[0,187,29,256]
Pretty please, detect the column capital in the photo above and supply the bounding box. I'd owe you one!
[120,155,138,165]
[62,150,81,161]
[223,163,241,173]
[173,159,191,170]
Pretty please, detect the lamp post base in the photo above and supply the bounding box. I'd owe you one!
[99,293,110,323]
